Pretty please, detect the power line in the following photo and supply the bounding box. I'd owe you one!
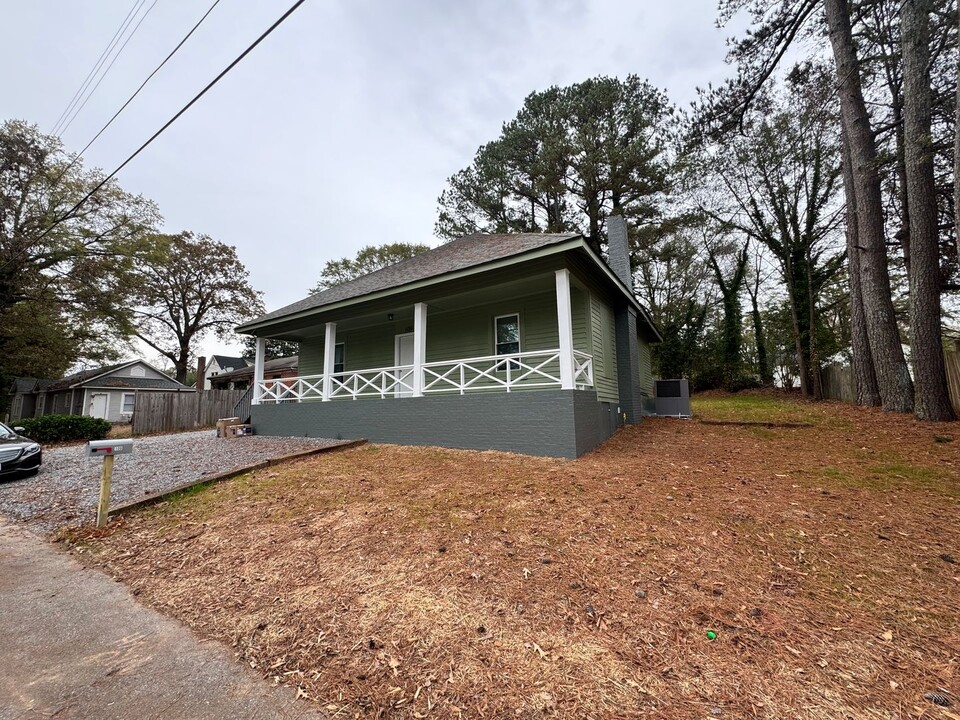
[28,0,310,251]
[63,0,221,172]
[50,0,146,136]
[57,0,161,139]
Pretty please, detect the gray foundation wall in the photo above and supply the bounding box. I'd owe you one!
[252,390,619,459]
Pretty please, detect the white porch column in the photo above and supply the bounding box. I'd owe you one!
[555,269,575,390]
[252,337,266,405]
[322,322,337,401]
[413,302,427,397]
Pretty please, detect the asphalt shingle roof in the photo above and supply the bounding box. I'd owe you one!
[9,378,39,394]
[242,233,580,329]
[211,356,297,382]
[83,377,186,390]
[210,355,249,371]
[45,363,128,391]
[43,362,184,391]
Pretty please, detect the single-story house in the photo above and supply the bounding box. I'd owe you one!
[7,360,193,423]
[208,356,298,391]
[237,217,661,458]
[5,378,51,423]
[202,354,251,389]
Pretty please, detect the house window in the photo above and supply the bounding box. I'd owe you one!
[121,393,136,415]
[334,343,345,374]
[495,314,520,358]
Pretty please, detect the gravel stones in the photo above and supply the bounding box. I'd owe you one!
[0,431,346,533]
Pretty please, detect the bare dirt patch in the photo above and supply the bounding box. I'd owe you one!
[68,396,960,719]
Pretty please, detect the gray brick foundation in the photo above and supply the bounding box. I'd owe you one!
[251,389,619,459]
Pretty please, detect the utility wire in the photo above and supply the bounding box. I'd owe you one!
[58,0,161,138]
[54,0,222,184]
[50,0,146,135]
[27,0,310,251]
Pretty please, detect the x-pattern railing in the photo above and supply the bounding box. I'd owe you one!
[258,375,323,403]
[422,350,564,394]
[329,365,414,399]
[255,349,594,403]
[573,350,594,389]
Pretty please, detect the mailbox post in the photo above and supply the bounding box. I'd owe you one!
[86,440,134,527]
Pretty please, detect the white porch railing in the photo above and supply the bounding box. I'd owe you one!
[258,374,324,403]
[422,349,590,394]
[329,364,415,399]
[255,349,593,403]
[573,350,594,388]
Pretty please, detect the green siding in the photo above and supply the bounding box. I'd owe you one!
[299,340,324,376]
[590,294,619,403]
[292,285,620,401]
[571,286,589,353]
[298,290,565,372]
[637,336,654,398]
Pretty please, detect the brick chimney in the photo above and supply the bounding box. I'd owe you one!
[606,214,633,289]
[607,215,642,424]
[196,356,206,391]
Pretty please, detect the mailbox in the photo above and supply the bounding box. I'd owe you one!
[85,439,134,457]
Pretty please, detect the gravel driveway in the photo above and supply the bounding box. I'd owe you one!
[0,431,348,533]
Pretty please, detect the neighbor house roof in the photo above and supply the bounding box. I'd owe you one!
[211,356,298,383]
[44,363,128,391]
[238,233,580,331]
[83,377,189,390]
[8,377,40,394]
[210,355,249,372]
[43,360,188,392]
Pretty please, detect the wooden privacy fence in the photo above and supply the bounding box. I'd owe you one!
[132,389,245,435]
[820,351,960,414]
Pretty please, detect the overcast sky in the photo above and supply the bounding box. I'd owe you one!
[3,0,737,362]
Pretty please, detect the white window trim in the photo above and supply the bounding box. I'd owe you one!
[121,392,136,415]
[494,313,521,356]
[334,342,345,375]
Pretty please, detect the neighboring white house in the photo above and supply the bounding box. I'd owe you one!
[202,355,251,389]
[10,360,193,423]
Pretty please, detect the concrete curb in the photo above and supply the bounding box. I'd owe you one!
[108,438,367,517]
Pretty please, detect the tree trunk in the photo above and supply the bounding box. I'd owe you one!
[175,346,190,385]
[842,137,882,406]
[901,0,955,420]
[806,250,823,401]
[955,0,960,270]
[746,279,773,385]
[708,247,748,390]
[893,95,912,276]
[824,0,914,412]
[784,273,811,397]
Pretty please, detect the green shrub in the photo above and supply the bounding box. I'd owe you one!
[14,415,111,444]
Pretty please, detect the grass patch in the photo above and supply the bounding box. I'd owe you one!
[811,461,958,497]
[692,392,856,429]
[819,465,851,481]
[693,393,816,422]
[862,462,955,493]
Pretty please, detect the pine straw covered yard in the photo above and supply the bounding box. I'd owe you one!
[68,394,959,719]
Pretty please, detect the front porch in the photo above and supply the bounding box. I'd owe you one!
[250,268,615,407]
[244,258,629,457]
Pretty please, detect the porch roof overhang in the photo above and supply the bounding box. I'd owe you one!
[238,235,662,342]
